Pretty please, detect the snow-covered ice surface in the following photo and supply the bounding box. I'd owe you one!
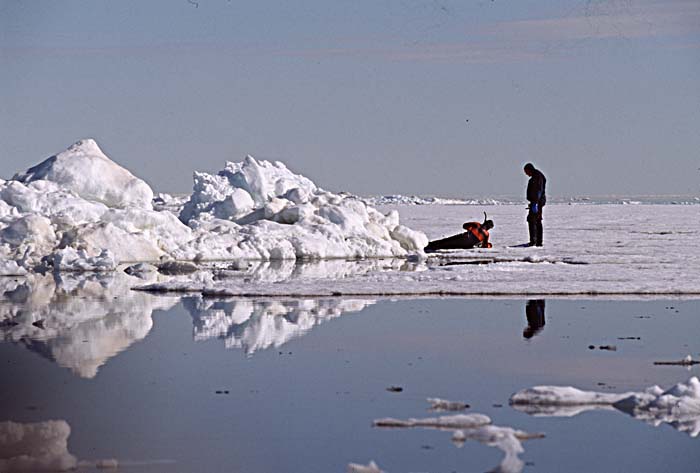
[511,377,700,437]
[138,202,700,297]
[3,138,699,297]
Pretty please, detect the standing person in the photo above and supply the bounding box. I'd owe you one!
[523,163,546,247]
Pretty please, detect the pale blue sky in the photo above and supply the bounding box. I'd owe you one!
[2,0,699,197]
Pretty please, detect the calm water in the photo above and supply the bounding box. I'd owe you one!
[1,294,699,472]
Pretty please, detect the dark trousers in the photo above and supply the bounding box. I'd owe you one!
[424,232,478,252]
[527,207,543,246]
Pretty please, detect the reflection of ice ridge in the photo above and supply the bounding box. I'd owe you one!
[0,272,176,378]
[184,297,375,355]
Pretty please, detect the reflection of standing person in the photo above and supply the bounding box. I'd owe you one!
[523,163,546,247]
[523,300,546,339]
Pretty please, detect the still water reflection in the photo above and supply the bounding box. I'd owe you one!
[1,273,698,472]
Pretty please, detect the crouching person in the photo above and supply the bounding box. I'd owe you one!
[424,217,494,252]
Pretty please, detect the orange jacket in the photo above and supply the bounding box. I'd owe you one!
[462,222,492,248]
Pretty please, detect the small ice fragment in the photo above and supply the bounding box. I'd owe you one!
[427,397,470,411]
[96,458,119,469]
[347,460,384,473]
[157,261,198,275]
[451,429,466,447]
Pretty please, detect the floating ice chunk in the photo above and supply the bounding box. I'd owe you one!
[373,413,491,429]
[427,397,470,411]
[509,385,632,407]
[347,460,384,473]
[510,377,700,437]
[374,412,542,473]
[0,420,77,471]
[13,139,153,210]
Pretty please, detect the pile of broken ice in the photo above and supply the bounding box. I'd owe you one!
[0,139,427,274]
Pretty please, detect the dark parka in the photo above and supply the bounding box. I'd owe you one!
[526,168,547,208]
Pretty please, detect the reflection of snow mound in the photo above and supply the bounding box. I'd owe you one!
[510,377,700,437]
[183,296,374,355]
[0,420,77,471]
[0,272,176,378]
[0,140,426,272]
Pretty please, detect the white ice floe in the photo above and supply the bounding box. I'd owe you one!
[184,296,374,355]
[0,139,426,272]
[0,272,177,378]
[0,420,119,472]
[0,420,77,472]
[347,460,384,473]
[510,377,700,437]
[373,413,542,473]
[426,397,470,411]
[373,413,491,429]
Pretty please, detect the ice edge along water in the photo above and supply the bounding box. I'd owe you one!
[0,139,427,274]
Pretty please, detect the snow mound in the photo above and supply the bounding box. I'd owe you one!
[13,139,153,210]
[174,155,427,260]
[510,377,700,437]
[1,141,426,272]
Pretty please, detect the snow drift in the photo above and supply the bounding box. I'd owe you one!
[0,139,427,272]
